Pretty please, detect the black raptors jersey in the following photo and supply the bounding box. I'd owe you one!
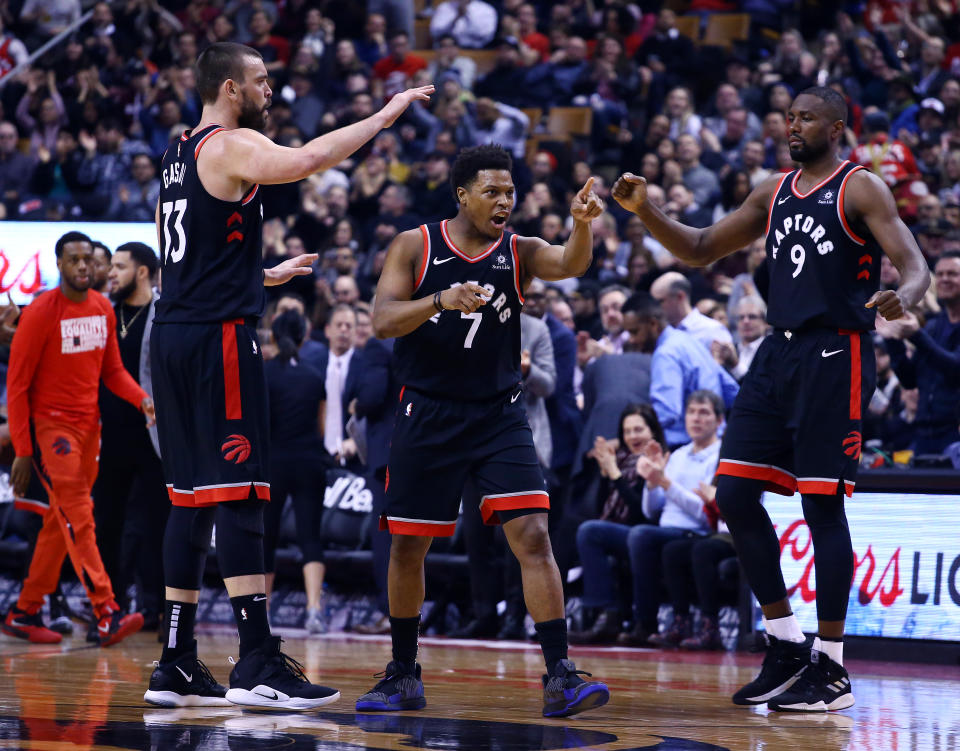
[155,124,265,323]
[393,221,524,400]
[765,160,882,331]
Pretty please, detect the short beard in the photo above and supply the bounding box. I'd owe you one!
[110,277,137,303]
[64,275,91,293]
[238,91,268,131]
[789,138,829,164]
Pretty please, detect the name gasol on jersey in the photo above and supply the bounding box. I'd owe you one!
[431,281,513,324]
[162,161,186,189]
[770,212,835,259]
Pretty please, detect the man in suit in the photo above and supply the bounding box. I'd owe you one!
[94,242,168,633]
[306,303,366,469]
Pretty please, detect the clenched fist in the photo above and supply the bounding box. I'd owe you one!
[612,172,648,214]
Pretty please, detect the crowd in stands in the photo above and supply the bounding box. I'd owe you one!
[2,0,960,645]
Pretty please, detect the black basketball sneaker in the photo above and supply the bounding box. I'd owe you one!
[225,636,340,710]
[768,648,855,712]
[732,634,811,706]
[144,643,230,707]
[355,661,427,712]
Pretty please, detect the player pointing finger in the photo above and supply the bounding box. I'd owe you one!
[571,176,605,222]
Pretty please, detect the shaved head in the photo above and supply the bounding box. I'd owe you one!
[797,86,847,125]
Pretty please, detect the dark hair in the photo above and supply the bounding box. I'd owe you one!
[90,240,111,259]
[797,85,848,125]
[721,168,751,210]
[618,403,666,452]
[450,144,513,200]
[938,250,960,264]
[687,389,725,418]
[389,29,410,42]
[56,231,92,258]
[272,308,306,364]
[621,291,664,321]
[116,241,158,278]
[196,42,262,105]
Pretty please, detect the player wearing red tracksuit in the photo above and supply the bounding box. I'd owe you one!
[2,231,155,646]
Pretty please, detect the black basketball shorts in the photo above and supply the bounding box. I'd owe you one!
[151,319,270,507]
[381,385,549,536]
[716,328,876,497]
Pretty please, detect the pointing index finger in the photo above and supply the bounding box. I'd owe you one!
[578,176,595,200]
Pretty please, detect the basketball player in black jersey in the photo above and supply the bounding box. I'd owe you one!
[143,42,433,710]
[613,87,929,712]
[355,145,609,718]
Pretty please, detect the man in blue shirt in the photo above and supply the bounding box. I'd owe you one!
[879,251,960,453]
[621,294,738,447]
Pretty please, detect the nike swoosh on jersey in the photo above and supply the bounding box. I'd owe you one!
[510,391,521,403]
[432,256,455,265]
[176,666,193,683]
[778,196,791,205]
[821,349,844,358]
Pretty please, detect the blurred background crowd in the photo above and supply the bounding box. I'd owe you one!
[1,0,959,647]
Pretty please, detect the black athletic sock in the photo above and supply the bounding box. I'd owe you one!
[390,615,420,671]
[161,600,197,663]
[231,594,271,658]
[535,618,568,676]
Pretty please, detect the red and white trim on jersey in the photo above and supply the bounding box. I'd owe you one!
[715,459,797,496]
[837,166,867,245]
[241,183,259,206]
[440,219,503,262]
[194,126,225,159]
[796,477,856,498]
[479,490,550,524]
[221,320,243,420]
[414,224,431,292]
[167,481,270,507]
[789,160,849,199]
[509,235,525,304]
[379,514,459,537]
[765,172,792,239]
[840,329,862,420]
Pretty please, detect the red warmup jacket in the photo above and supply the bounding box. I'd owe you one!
[6,288,148,458]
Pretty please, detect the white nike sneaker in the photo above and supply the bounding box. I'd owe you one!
[144,644,231,707]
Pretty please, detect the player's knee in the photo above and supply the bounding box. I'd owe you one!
[507,514,551,560]
[715,475,765,526]
[390,534,431,568]
[215,499,266,578]
[164,506,215,590]
[800,492,849,532]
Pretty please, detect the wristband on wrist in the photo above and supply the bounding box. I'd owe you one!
[433,290,444,312]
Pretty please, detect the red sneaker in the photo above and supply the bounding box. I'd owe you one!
[96,604,144,647]
[2,606,63,644]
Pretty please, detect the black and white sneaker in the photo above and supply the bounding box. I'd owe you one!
[768,649,855,712]
[144,644,231,707]
[225,635,340,711]
[732,634,810,706]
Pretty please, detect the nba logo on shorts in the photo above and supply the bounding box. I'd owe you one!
[405,403,413,417]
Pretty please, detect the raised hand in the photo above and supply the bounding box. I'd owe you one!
[570,176,605,223]
[439,282,490,313]
[612,172,648,214]
[381,85,435,128]
[264,253,319,286]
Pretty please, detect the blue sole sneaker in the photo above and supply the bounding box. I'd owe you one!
[356,661,426,712]
[542,659,610,718]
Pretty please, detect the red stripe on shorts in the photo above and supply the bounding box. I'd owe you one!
[222,320,243,420]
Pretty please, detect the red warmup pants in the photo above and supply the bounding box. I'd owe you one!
[17,418,116,617]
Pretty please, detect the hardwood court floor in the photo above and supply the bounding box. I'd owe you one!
[0,626,957,750]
